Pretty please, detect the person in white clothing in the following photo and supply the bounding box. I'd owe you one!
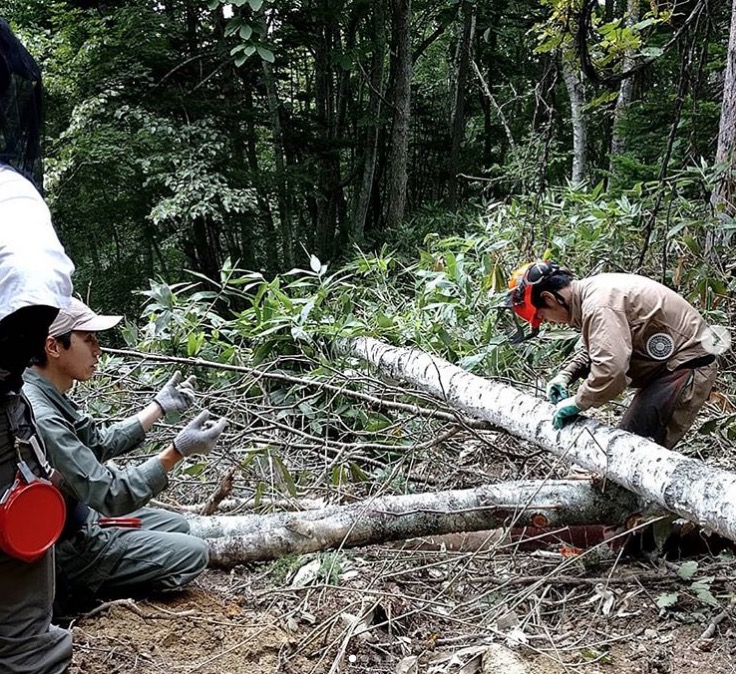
[0,17,74,674]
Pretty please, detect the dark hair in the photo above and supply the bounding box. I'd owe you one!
[28,330,72,367]
[530,271,573,308]
[0,19,44,190]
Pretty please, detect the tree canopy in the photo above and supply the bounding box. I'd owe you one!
[4,0,733,315]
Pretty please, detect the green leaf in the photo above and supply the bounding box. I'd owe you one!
[257,47,275,63]
[349,462,369,482]
[207,0,221,9]
[458,352,487,371]
[640,47,664,58]
[692,585,718,606]
[331,465,346,486]
[364,413,392,432]
[291,326,310,341]
[186,331,205,356]
[677,560,698,580]
[656,592,679,608]
[376,313,394,329]
[249,0,264,9]
[239,25,253,40]
[182,462,207,477]
[272,453,298,497]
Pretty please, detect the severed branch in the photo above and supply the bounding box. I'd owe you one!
[200,466,238,516]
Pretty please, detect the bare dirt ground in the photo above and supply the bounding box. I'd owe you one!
[67,537,736,674]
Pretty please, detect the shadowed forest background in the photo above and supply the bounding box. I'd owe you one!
[6,0,736,320]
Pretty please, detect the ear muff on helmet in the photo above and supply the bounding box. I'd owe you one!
[499,260,571,343]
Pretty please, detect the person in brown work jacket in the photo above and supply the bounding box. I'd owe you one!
[505,261,719,448]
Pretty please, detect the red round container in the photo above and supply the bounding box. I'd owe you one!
[0,477,66,562]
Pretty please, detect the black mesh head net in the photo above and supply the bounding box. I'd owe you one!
[0,18,44,190]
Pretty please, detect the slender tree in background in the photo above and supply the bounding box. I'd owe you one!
[352,0,386,243]
[562,54,587,184]
[712,0,736,218]
[609,0,640,181]
[262,58,294,268]
[448,0,476,206]
[383,0,412,230]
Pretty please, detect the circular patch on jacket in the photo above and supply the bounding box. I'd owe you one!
[646,333,674,360]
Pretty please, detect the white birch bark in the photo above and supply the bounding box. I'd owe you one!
[165,496,328,514]
[562,58,587,185]
[345,337,736,542]
[188,480,637,566]
[712,0,736,217]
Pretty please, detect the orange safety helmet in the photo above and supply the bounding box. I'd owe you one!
[501,260,571,343]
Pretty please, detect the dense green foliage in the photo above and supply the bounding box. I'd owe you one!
[77,173,732,507]
[6,1,736,453]
[3,0,733,317]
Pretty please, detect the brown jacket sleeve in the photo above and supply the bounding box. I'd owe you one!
[558,349,591,383]
[573,305,632,411]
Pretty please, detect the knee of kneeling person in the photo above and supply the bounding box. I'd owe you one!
[171,512,192,534]
[193,536,209,568]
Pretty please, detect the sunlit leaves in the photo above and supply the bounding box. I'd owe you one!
[534,0,678,84]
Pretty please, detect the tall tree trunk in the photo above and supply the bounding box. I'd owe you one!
[346,337,736,544]
[352,0,387,242]
[383,0,412,230]
[262,60,294,268]
[448,1,476,206]
[711,0,736,217]
[242,84,278,272]
[183,217,221,281]
[562,56,587,185]
[313,8,339,259]
[609,0,640,180]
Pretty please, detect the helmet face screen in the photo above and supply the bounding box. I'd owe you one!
[512,285,540,328]
[507,262,544,328]
[500,260,569,344]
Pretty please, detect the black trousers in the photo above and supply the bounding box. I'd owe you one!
[618,362,718,449]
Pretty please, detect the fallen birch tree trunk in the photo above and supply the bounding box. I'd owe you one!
[345,337,736,542]
[154,496,329,514]
[188,480,637,566]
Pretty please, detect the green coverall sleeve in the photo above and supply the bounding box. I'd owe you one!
[34,404,169,517]
[74,413,146,462]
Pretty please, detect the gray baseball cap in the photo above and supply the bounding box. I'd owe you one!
[49,297,122,337]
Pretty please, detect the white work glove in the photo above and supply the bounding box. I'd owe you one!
[545,373,571,404]
[154,371,196,414]
[174,410,228,457]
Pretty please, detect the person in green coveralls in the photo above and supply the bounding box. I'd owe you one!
[24,298,227,609]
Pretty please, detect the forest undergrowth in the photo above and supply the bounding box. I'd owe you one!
[68,182,736,672]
